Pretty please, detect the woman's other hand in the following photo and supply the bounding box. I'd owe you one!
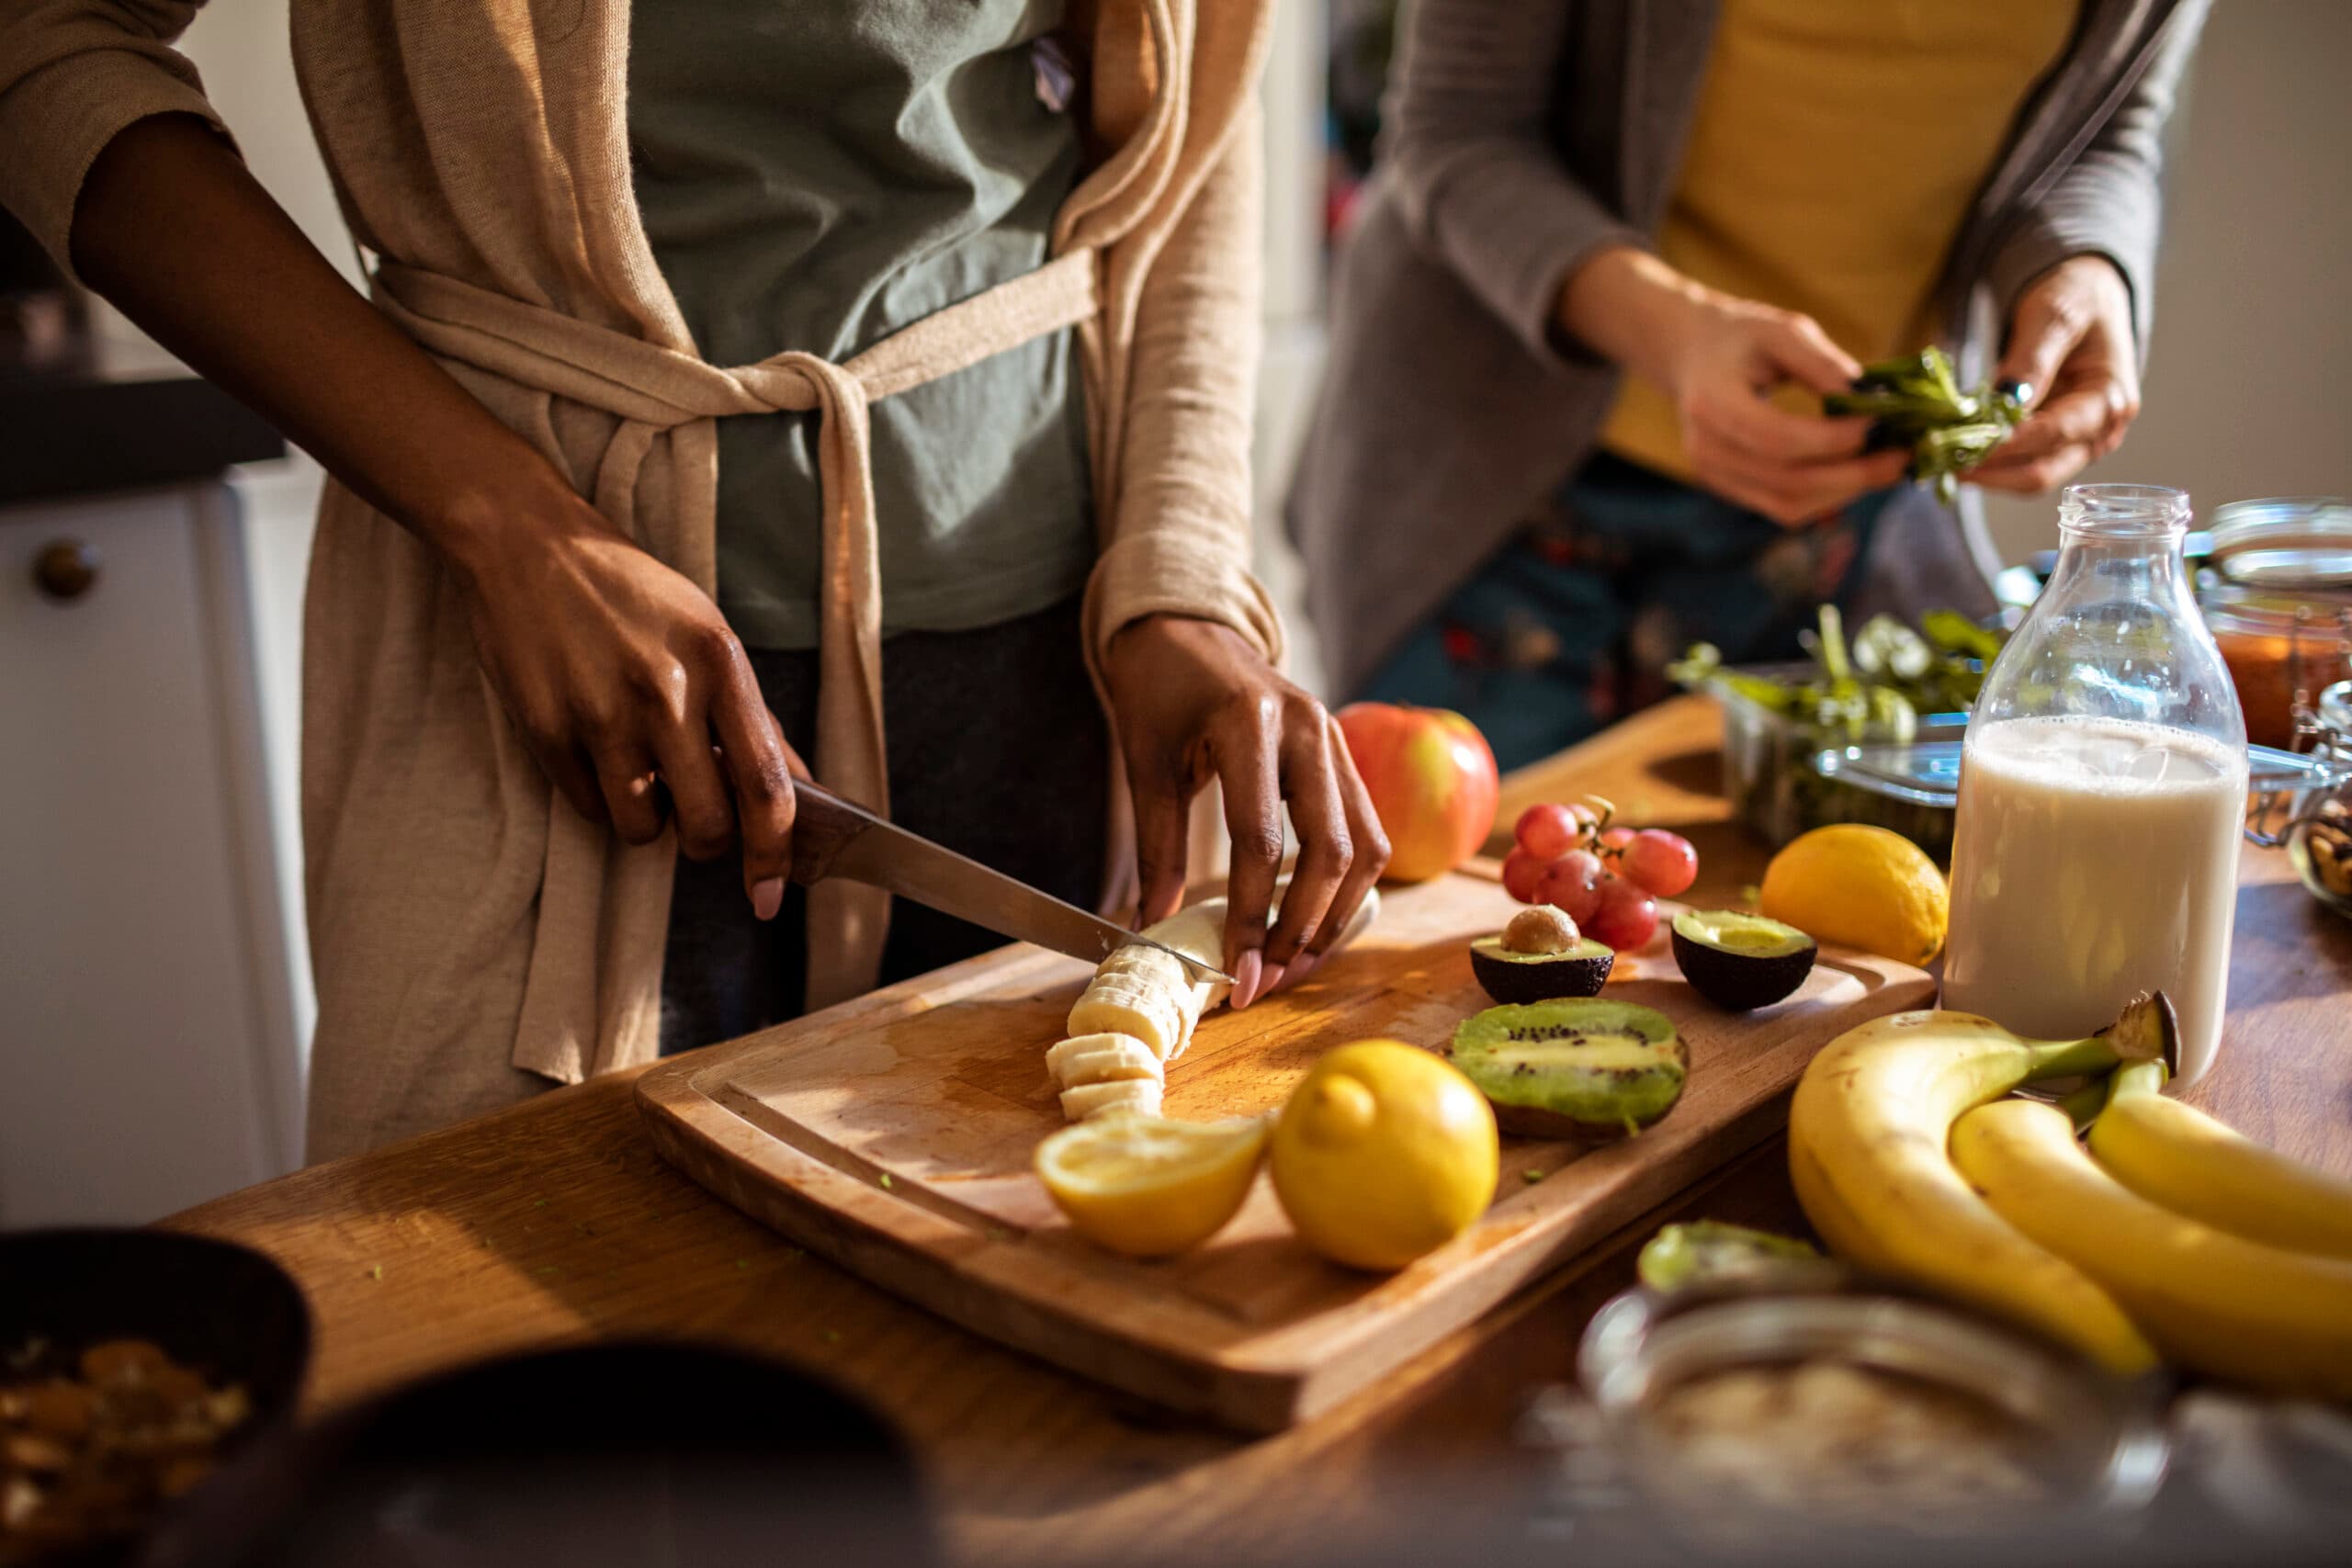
[1101,615,1390,1009]
[446,479,804,919]
[1557,246,1909,525]
[1970,255,2141,493]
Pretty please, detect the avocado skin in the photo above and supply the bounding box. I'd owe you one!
[1671,923,1816,1010]
[1468,940,1614,1004]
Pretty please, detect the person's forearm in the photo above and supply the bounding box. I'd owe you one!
[1553,244,1713,387]
[69,113,583,578]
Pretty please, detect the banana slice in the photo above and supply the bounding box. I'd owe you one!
[1046,1032,1163,1089]
[1067,981,1187,1061]
[1047,886,1385,1119]
[1059,1078,1163,1121]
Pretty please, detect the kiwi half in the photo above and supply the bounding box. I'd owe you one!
[1636,1221,1826,1295]
[1468,934,1615,1004]
[1446,999,1687,1140]
[1670,910,1817,1011]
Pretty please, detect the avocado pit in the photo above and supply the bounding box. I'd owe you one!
[1470,906,1616,1003]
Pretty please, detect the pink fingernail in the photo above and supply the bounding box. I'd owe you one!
[1257,959,1287,1001]
[1231,949,1263,1010]
[752,877,784,921]
[1287,950,1320,987]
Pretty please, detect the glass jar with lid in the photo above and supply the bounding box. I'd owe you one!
[2200,498,2352,750]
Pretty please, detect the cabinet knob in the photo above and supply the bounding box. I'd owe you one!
[32,538,100,602]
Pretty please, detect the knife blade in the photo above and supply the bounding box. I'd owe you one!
[786,779,1234,985]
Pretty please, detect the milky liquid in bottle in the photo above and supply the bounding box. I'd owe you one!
[1941,716,2245,1084]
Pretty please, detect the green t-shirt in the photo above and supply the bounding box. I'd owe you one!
[628,1,1093,650]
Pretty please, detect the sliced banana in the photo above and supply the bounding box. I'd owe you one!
[1046,886,1384,1121]
[1046,1032,1163,1089]
[1067,981,1187,1061]
[1059,1078,1163,1121]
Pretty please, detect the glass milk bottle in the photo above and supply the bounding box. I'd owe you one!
[1942,485,2248,1086]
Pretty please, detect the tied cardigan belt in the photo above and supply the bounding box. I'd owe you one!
[371,247,1102,1063]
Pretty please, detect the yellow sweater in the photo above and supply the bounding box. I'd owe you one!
[1602,0,2076,482]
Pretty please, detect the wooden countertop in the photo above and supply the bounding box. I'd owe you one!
[166,695,2352,1564]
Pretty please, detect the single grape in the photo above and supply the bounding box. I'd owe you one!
[1566,803,1601,834]
[1514,802,1581,861]
[1501,847,1551,904]
[1586,876,1659,953]
[1599,825,1636,853]
[1536,850,1607,924]
[1622,829,1699,897]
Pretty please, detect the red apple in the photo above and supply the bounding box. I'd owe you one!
[1335,702,1500,884]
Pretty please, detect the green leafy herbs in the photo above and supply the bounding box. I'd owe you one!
[1668,604,2000,743]
[1824,347,2025,503]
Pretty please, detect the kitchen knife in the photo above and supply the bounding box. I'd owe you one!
[786,779,1234,985]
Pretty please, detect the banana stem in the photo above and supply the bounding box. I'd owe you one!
[2051,1077,2114,1133]
[2102,1057,2169,1112]
[2020,1034,2138,1085]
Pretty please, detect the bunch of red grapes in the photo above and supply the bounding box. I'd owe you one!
[1502,801,1699,953]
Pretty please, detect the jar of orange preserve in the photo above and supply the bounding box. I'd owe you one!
[2200,499,2352,750]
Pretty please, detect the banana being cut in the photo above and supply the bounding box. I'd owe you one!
[1047,887,1381,1122]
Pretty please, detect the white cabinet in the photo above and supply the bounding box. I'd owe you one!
[0,483,304,1224]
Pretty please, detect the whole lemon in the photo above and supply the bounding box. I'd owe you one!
[1760,824,1949,965]
[1270,1041,1498,1270]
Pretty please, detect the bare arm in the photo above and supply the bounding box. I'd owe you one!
[69,115,801,913]
[74,115,558,566]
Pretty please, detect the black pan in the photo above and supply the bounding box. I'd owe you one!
[141,1341,937,1568]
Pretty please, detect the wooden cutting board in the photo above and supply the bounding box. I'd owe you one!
[636,863,1935,1431]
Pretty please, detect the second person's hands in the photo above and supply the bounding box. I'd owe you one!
[1558,246,1909,525]
[1971,254,2141,493]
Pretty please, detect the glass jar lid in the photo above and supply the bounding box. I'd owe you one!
[2208,498,2352,588]
[2201,580,2352,636]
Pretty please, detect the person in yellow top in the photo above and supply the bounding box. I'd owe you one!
[1600,0,2083,484]
[1291,0,2206,770]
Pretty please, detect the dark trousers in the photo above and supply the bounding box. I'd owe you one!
[659,595,1110,1054]
[1361,453,1896,773]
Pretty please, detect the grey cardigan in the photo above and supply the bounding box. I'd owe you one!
[1287,0,2210,697]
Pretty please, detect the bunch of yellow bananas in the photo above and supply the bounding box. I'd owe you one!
[1790,998,2352,1397]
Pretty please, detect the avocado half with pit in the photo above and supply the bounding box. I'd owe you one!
[1446,999,1687,1141]
[1670,910,1817,1010]
[1468,933,1615,1004]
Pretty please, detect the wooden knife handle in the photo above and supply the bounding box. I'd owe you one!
[787,779,869,886]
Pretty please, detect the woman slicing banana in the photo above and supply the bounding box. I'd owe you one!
[0,0,1385,1158]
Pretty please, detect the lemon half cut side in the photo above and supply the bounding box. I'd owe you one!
[1035,1112,1269,1258]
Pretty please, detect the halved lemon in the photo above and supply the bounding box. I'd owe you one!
[1035,1113,1268,1258]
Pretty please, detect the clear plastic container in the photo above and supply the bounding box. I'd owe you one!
[1942,486,2249,1087]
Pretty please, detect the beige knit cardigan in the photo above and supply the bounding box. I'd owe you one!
[0,0,1281,1159]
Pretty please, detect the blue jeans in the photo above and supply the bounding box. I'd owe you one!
[1360,454,1894,773]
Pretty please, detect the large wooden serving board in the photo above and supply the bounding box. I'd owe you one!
[637,863,1935,1431]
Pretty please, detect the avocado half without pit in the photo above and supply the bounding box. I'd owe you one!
[1446,999,1687,1141]
[1469,905,1615,1004]
[1669,909,1817,1011]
